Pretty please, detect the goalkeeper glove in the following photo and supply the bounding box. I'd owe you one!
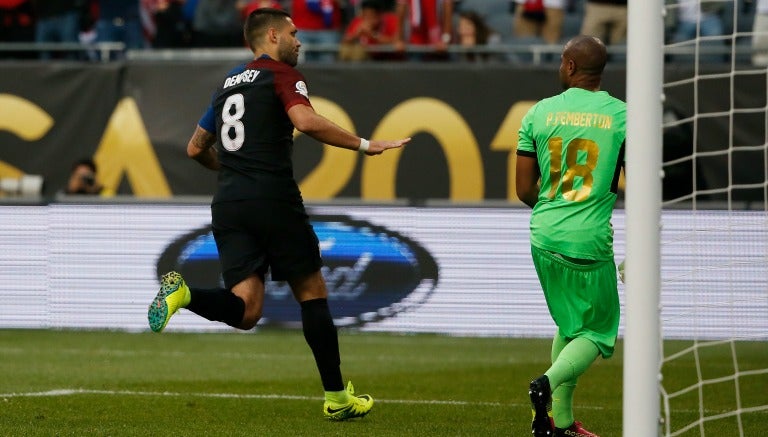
[617,259,626,284]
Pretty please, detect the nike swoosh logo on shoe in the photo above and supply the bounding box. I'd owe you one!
[325,405,351,414]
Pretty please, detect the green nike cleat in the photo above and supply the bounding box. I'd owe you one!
[148,271,191,333]
[323,381,374,421]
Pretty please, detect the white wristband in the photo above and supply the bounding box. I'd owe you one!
[358,138,370,153]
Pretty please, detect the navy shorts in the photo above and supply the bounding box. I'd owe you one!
[211,199,323,288]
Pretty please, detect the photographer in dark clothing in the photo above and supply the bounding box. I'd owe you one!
[64,158,106,195]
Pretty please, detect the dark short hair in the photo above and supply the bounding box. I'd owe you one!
[243,8,292,50]
[71,158,96,174]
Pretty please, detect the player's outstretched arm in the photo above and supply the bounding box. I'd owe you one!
[187,125,220,171]
[364,138,411,155]
[288,103,410,155]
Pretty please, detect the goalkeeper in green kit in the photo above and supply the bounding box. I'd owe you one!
[515,35,626,437]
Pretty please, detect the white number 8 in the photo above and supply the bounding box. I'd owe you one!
[221,93,245,151]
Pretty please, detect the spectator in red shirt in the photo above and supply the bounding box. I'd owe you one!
[394,0,453,61]
[291,0,342,62]
[339,0,398,61]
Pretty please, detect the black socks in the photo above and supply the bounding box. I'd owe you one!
[301,298,344,392]
[186,288,245,328]
[187,292,343,391]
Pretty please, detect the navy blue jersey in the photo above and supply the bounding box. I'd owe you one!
[199,55,312,203]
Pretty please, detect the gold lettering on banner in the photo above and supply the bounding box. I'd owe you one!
[0,92,623,200]
[296,97,357,200]
[490,101,536,203]
[0,94,54,179]
[362,97,484,201]
[0,161,23,179]
[0,94,54,141]
[94,97,171,197]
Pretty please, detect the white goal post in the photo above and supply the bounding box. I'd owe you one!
[624,0,664,436]
[626,1,768,436]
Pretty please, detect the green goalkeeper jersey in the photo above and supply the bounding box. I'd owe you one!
[517,87,626,260]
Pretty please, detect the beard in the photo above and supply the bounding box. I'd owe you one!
[278,42,299,67]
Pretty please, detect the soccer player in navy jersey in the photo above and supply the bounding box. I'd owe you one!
[147,7,411,420]
[516,35,626,437]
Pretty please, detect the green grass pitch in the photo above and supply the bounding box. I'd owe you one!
[0,329,765,436]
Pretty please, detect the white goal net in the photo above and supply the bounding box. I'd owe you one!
[657,0,768,435]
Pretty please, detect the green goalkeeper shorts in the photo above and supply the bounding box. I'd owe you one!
[531,245,620,358]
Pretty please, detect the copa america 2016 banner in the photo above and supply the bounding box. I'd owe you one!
[0,201,766,341]
[0,63,765,204]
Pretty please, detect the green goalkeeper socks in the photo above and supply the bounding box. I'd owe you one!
[545,337,599,389]
[545,337,599,429]
[551,382,576,429]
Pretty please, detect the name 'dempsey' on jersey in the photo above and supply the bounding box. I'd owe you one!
[223,69,260,88]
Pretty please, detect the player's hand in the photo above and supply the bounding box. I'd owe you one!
[364,137,411,156]
[617,259,626,284]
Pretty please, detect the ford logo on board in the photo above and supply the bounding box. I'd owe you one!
[156,215,439,327]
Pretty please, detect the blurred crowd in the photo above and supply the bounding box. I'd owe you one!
[0,0,765,64]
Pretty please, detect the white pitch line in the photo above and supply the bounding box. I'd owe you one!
[0,388,512,408]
